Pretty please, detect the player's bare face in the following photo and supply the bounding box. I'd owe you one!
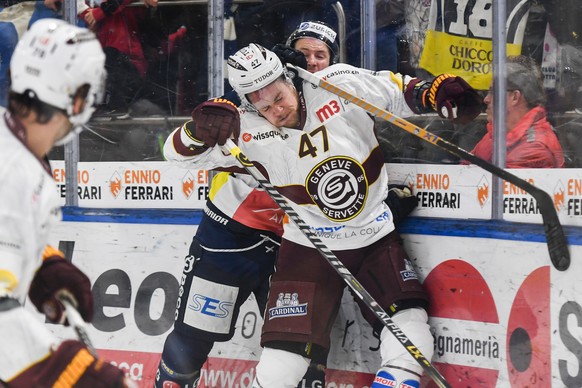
[249,79,301,128]
[294,37,331,73]
[55,123,74,143]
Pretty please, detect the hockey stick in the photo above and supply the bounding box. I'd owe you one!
[58,294,98,357]
[293,65,570,272]
[222,139,451,388]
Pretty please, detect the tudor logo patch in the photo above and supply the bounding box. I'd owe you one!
[306,156,367,221]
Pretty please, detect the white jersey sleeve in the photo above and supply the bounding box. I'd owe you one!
[0,109,62,301]
[318,65,417,119]
[163,121,286,235]
[163,127,241,171]
[0,110,63,381]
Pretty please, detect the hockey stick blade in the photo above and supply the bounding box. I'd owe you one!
[58,294,98,357]
[293,65,570,271]
[222,139,452,388]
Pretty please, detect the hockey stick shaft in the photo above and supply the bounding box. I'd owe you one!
[294,65,570,272]
[58,294,98,357]
[222,139,451,388]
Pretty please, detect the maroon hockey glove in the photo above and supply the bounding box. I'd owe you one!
[271,43,308,70]
[190,98,240,147]
[427,74,483,124]
[9,340,129,388]
[29,247,94,324]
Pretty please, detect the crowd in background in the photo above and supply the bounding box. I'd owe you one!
[1,0,582,165]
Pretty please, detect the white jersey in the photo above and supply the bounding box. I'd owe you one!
[0,108,62,380]
[0,108,62,301]
[165,64,416,250]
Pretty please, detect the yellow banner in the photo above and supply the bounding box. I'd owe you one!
[419,30,522,90]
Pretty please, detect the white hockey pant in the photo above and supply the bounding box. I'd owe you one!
[252,347,310,388]
[378,307,434,383]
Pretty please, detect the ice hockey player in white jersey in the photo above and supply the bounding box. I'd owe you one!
[164,43,481,387]
[0,19,133,387]
[155,21,342,388]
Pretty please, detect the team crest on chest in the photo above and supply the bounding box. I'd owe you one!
[306,156,368,221]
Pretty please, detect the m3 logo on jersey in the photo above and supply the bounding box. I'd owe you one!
[188,294,233,318]
[315,99,341,123]
[306,156,368,221]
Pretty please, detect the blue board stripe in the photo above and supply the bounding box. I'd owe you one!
[62,206,204,225]
[62,207,582,246]
[398,217,582,246]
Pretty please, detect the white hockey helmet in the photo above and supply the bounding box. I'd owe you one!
[227,43,285,104]
[10,19,106,141]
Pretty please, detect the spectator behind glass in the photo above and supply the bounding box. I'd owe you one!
[468,55,565,168]
[0,0,88,108]
[28,0,89,29]
[80,0,186,118]
[0,19,17,107]
[80,0,149,118]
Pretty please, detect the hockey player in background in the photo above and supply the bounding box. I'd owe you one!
[155,21,343,388]
[0,19,133,387]
[164,43,481,387]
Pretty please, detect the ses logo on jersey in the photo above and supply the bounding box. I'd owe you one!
[242,130,289,142]
[188,294,233,318]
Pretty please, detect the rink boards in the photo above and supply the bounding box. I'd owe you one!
[43,162,582,387]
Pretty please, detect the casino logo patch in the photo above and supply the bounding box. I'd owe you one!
[306,156,367,221]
